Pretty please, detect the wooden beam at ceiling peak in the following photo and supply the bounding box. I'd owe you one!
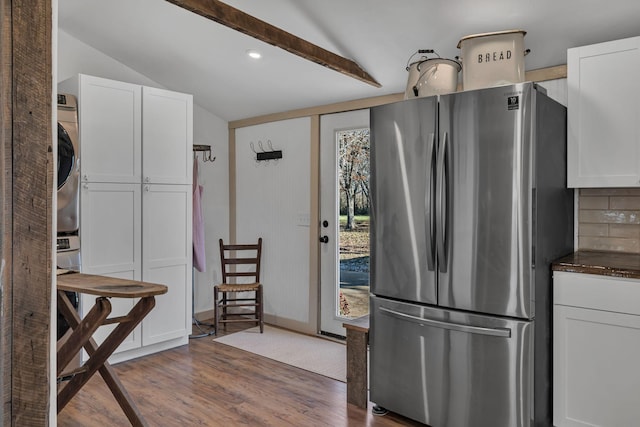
[165,0,381,88]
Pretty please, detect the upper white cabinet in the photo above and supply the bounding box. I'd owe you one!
[76,75,142,183]
[60,74,193,186]
[568,37,640,187]
[142,87,193,185]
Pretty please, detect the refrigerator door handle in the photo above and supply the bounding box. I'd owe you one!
[436,131,448,272]
[379,306,512,338]
[425,132,436,271]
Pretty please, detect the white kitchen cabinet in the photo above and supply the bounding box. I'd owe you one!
[142,87,193,185]
[567,36,640,187]
[59,74,193,361]
[61,74,142,183]
[60,74,193,185]
[79,182,142,278]
[141,184,192,345]
[79,182,142,353]
[553,271,640,426]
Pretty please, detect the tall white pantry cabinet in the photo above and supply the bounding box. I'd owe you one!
[58,74,193,362]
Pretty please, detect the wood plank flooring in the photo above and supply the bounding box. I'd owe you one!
[57,322,422,426]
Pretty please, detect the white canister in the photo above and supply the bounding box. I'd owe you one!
[414,58,461,98]
[405,60,428,99]
[457,30,529,90]
[404,49,434,99]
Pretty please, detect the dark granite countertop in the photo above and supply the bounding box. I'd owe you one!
[552,251,640,279]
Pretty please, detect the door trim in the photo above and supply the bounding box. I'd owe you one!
[309,114,320,334]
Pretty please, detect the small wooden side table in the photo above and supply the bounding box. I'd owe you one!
[57,272,167,427]
[343,315,369,409]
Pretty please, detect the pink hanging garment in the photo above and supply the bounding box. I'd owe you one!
[193,157,206,272]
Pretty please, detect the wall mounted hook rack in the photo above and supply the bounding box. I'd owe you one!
[251,140,283,162]
[193,144,216,162]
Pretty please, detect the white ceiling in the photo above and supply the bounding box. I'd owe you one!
[58,0,640,122]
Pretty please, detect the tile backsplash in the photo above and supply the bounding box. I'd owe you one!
[578,188,640,254]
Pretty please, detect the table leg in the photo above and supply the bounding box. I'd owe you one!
[57,292,111,376]
[57,295,156,427]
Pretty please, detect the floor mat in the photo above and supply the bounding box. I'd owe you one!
[214,325,346,382]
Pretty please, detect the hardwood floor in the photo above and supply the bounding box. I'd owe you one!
[57,322,422,426]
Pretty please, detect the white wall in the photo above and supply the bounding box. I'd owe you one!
[235,118,313,331]
[57,29,228,318]
[58,30,159,88]
[538,78,568,106]
[192,108,229,315]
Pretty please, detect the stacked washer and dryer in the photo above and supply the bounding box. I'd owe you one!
[56,93,81,341]
[56,93,81,271]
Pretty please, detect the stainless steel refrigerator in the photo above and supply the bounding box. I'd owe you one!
[369,82,573,427]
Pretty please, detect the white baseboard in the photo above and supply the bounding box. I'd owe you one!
[194,308,215,321]
[196,309,315,336]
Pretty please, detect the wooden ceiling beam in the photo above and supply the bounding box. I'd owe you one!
[165,0,381,88]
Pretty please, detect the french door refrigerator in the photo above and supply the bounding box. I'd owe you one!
[369,82,573,427]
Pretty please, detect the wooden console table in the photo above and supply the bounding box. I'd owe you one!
[343,315,369,409]
[56,272,167,427]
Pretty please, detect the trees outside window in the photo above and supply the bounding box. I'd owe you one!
[338,128,370,230]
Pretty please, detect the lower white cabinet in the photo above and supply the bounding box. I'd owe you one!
[141,184,192,346]
[553,272,640,427]
[80,182,192,362]
[80,182,141,279]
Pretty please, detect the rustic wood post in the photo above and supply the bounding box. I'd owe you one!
[0,0,10,421]
[1,0,53,424]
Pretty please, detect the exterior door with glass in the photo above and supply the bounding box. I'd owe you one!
[319,109,370,337]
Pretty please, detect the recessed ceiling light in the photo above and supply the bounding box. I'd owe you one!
[246,50,262,59]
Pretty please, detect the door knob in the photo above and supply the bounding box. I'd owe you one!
[319,235,329,243]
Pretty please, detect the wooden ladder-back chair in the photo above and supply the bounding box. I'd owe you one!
[214,238,263,334]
